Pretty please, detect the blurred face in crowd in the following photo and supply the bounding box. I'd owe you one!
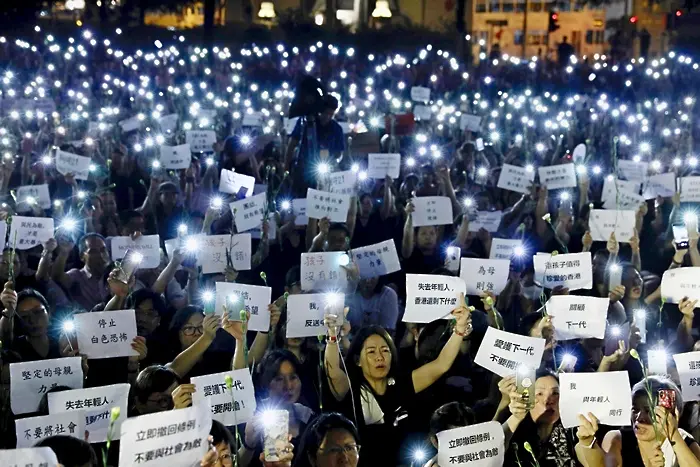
[0,250,20,280]
[416,226,437,251]
[159,190,178,211]
[358,334,391,381]
[268,360,301,405]
[359,195,373,217]
[315,428,360,467]
[17,297,49,338]
[326,228,347,252]
[135,299,160,336]
[122,215,145,236]
[212,442,234,467]
[136,381,177,414]
[533,375,560,424]
[632,393,658,441]
[319,107,335,126]
[178,313,204,350]
[358,277,379,296]
[100,192,117,216]
[82,236,109,276]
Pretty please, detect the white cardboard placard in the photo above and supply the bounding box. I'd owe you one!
[489,238,522,260]
[300,251,349,292]
[533,252,593,291]
[643,172,676,199]
[468,211,503,233]
[589,210,637,242]
[213,282,271,332]
[230,192,267,233]
[460,114,482,131]
[673,352,700,402]
[497,164,535,194]
[350,239,401,279]
[559,371,632,429]
[185,130,216,153]
[474,327,546,377]
[159,144,191,170]
[367,153,400,179]
[74,310,138,359]
[15,411,85,448]
[286,293,345,338]
[328,170,357,196]
[411,196,453,227]
[56,149,91,180]
[292,198,308,226]
[545,295,609,340]
[9,216,54,250]
[157,113,179,133]
[0,447,58,466]
[10,357,83,415]
[537,164,577,190]
[306,188,351,223]
[16,184,51,210]
[111,234,161,269]
[459,258,510,295]
[437,422,504,467]
[403,274,467,324]
[220,168,255,197]
[679,176,700,202]
[190,370,256,427]
[661,267,700,303]
[410,86,431,103]
[617,159,649,182]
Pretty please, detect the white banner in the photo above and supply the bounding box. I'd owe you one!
[15,411,85,448]
[306,188,351,223]
[214,282,271,332]
[230,192,267,233]
[367,153,400,179]
[300,252,349,292]
[286,293,345,338]
[459,114,482,131]
[220,168,255,197]
[403,274,466,323]
[545,295,609,340]
[292,198,308,226]
[411,196,453,227]
[16,184,51,210]
[643,172,676,199]
[602,177,642,208]
[0,448,58,466]
[559,371,632,428]
[119,115,141,132]
[55,149,91,180]
[185,130,216,153]
[119,402,211,467]
[617,159,649,182]
[534,252,593,291]
[673,352,700,402]
[74,310,138,359]
[10,357,83,415]
[474,327,546,377]
[460,258,510,295]
[489,238,522,260]
[497,164,535,194]
[661,267,700,303]
[538,164,577,190]
[328,170,357,196]
[350,239,401,279]
[679,176,700,202]
[413,105,432,120]
[48,383,130,443]
[159,144,191,170]
[157,113,179,133]
[589,210,637,242]
[410,86,431,103]
[10,216,54,250]
[202,233,251,273]
[437,421,504,467]
[468,211,503,233]
[191,370,255,428]
[111,234,161,269]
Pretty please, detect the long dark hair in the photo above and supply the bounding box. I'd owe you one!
[344,325,399,388]
[168,305,204,349]
[292,413,360,467]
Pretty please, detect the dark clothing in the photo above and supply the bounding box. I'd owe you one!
[350,211,395,249]
[12,335,62,362]
[507,416,579,467]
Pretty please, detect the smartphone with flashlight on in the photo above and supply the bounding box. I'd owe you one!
[263,410,289,462]
[445,246,461,273]
[672,223,690,250]
[476,138,485,152]
[658,389,676,411]
[608,264,623,290]
[225,294,244,321]
[516,366,536,410]
[116,249,142,284]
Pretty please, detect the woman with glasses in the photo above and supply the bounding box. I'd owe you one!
[575,376,700,467]
[127,289,171,367]
[292,412,361,467]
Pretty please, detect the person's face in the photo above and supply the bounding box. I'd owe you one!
[123,215,145,236]
[358,277,379,295]
[82,237,109,275]
[416,226,437,251]
[213,442,234,467]
[16,297,48,337]
[319,108,334,126]
[358,334,391,381]
[326,229,347,252]
[0,250,20,280]
[138,381,177,414]
[100,193,117,215]
[314,428,360,467]
[268,360,301,405]
[135,299,160,336]
[632,394,657,441]
[285,283,303,295]
[178,313,204,350]
[159,191,178,210]
[359,197,373,217]
[533,376,560,424]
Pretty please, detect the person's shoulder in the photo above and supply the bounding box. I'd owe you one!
[380,285,398,300]
[66,268,83,278]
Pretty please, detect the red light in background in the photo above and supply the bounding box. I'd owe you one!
[552,13,558,20]
[630,15,638,23]
[676,9,682,16]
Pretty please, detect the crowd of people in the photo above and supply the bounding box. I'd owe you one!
[0,23,700,467]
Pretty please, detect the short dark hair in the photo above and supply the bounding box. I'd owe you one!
[210,420,236,447]
[345,326,399,386]
[519,310,545,336]
[285,266,301,288]
[133,365,180,403]
[78,233,106,256]
[35,435,98,466]
[119,210,144,226]
[324,94,339,111]
[632,376,683,413]
[429,402,476,438]
[169,306,204,334]
[329,223,350,238]
[17,288,50,311]
[293,413,359,467]
[128,289,168,318]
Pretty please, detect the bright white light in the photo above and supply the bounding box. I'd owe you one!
[513,245,525,257]
[338,254,350,266]
[592,166,602,175]
[240,134,251,146]
[576,165,587,175]
[177,224,188,235]
[60,217,77,231]
[560,192,570,201]
[525,164,534,173]
[413,449,426,462]
[610,325,621,337]
[690,157,698,168]
[152,160,161,169]
[131,252,144,264]
[317,162,330,175]
[280,200,291,211]
[184,237,199,252]
[351,163,360,173]
[406,157,415,167]
[561,353,576,366]
[674,158,683,167]
[62,321,75,332]
[359,171,368,181]
[651,160,661,171]
[463,198,474,208]
[202,290,214,303]
[211,197,223,209]
[684,212,698,224]
[477,167,488,177]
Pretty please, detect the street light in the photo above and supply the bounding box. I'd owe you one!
[258,2,276,19]
[372,0,392,18]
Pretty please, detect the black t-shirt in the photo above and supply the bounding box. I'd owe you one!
[351,211,395,249]
[12,335,62,362]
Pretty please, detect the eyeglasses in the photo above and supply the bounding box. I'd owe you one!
[146,393,172,408]
[180,325,204,336]
[318,444,361,458]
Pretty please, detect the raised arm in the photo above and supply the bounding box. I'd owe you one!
[380,176,396,221]
[168,315,219,378]
[574,414,606,467]
[401,201,415,259]
[35,239,57,282]
[51,237,75,291]
[152,248,183,295]
[323,314,350,401]
[676,297,698,351]
[309,217,329,253]
[346,196,358,240]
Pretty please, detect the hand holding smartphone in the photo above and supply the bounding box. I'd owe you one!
[263,410,289,462]
[115,249,142,284]
[516,366,536,410]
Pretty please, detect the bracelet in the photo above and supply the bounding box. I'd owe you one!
[328,334,338,344]
[582,437,596,449]
[453,327,468,338]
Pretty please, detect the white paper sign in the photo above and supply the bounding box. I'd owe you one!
[15,411,85,448]
[119,115,141,132]
[643,172,676,199]
[185,130,216,153]
[661,267,700,303]
[9,216,54,250]
[559,371,632,428]
[474,327,546,377]
[437,422,505,467]
[300,251,349,292]
[618,159,649,182]
[328,170,357,196]
[0,447,58,466]
[460,114,482,131]
[191,369,256,427]
[158,113,179,133]
[468,211,503,233]
[286,293,344,338]
[159,144,191,170]
[56,149,91,180]
[118,402,211,467]
[403,274,467,324]
[10,357,83,415]
[538,164,577,189]
[306,188,351,223]
[214,282,271,332]
[230,192,267,233]
[573,143,586,163]
[489,238,522,260]
[16,184,51,210]
[497,164,535,194]
[533,252,593,291]
[48,383,130,443]
[460,258,510,295]
[673,352,700,402]
[201,233,251,273]
[411,86,431,102]
[411,196,453,227]
[242,111,263,127]
[220,168,255,197]
[368,153,400,179]
[602,177,642,208]
[413,105,432,120]
[74,310,138,359]
[350,240,401,279]
[292,198,308,226]
[545,295,609,340]
[111,234,161,269]
[679,177,700,202]
[284,117,299,134]
[589,210,636,242]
